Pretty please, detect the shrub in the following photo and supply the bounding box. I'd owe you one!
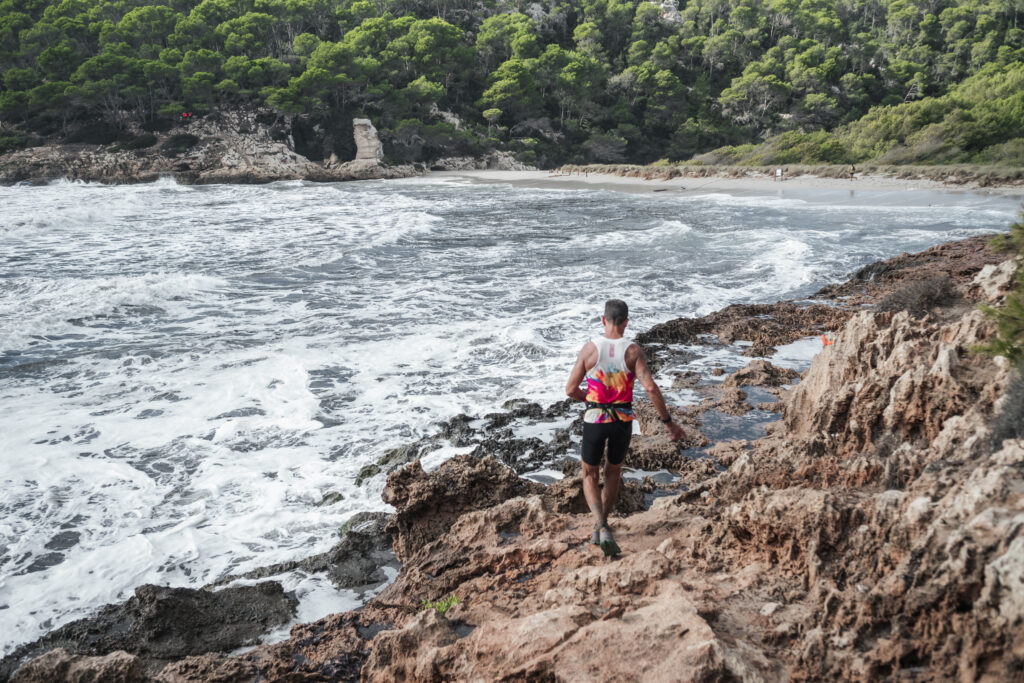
[990,372,1024,448]
[976,218,1024,368]
[0,134,29,154]
[161,133,200,156]
[65,122,123,145]
[420,595,459,615]
[141,117,173,133]
[119,133,158,150]
[875,276,956,317]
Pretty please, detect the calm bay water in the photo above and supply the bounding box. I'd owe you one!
[0,176,1018,653]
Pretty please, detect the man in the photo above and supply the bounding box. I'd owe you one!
[565,299,685,556]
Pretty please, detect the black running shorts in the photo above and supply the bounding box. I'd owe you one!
[581,421,633,466]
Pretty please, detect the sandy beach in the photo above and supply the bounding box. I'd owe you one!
[431,169,1024,200]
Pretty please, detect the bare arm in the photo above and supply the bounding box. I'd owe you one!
[565,343,593,402]
[630,344,686,441]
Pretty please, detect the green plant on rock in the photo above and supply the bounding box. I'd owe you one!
[976,217,1024,369]
[420,595,460,615]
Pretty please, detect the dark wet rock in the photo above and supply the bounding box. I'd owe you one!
[482,411,515,429]
[316,490,345,506]
[153,611,372,682]
[741,343,777,357]
[206,511,394,593]
[711,367,725,376]
[355,440,435,486]
[637,301,851,348]
[543,398,577,419]
[473,433,547,473]
[0,583,295,680]
[326,512,396,590]
[438,413,476,447]
[671,371,702,390]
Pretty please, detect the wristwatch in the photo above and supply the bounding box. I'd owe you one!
[660,415,673,424]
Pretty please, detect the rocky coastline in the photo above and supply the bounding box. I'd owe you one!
[0,113,533,186]
[2,234,1022,681]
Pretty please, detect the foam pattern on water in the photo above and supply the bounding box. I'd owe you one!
[0,177,1018,654]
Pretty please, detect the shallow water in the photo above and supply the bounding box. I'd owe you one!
[0,176,1018,654]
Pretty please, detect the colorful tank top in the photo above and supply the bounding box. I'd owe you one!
[584,336,636,424]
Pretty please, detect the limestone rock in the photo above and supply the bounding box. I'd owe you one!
[11,649,143,683]
[382,454,539,562]
[722,359,799,388]
[352,118,384,161]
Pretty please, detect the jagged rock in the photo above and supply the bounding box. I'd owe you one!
[382,454,539,562]
[382,454,647,563]
[11,649,143,683]
[782,308,1007,457]
[722,359,800,388]
[970,258,1018,301]
[638,301,851,347]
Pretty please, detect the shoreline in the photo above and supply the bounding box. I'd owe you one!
[431,168,1024,199]
[3,233,1019,681]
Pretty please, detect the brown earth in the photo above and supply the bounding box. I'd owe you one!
[7,236,1022,682]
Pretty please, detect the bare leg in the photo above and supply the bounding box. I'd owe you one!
[582,462,604,527]
[602,462,622,519]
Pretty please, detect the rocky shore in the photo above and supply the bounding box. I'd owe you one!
[0,114,532,186]
[2,234,1022,682]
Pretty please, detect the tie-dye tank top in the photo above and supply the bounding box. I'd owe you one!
[584,336,636,424]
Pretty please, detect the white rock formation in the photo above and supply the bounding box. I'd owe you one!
[353,118,384,161]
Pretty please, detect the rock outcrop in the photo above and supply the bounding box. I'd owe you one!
[352,118,384,161]
[0,111,415,185]
[0,583,295,680]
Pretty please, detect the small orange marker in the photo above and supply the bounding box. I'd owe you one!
[821,334,833,346]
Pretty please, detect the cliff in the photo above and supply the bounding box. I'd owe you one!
[3,235,1021,682]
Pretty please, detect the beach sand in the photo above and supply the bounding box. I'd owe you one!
[430,169,1024,201]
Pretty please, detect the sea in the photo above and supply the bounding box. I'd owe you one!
[0,175,1020,654]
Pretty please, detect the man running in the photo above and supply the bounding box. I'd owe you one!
[565,299,685,556]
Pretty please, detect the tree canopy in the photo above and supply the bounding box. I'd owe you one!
[1,0,1022,166]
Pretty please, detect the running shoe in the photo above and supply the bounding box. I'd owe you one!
[599,524,620,557]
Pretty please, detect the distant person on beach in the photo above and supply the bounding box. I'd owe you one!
[849,164,856,180]
[564,299,685,556]
[775,168,782,182]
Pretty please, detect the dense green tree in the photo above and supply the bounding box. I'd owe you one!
[0,0,1021,165]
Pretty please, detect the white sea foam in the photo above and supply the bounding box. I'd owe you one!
[0,177,1020,655]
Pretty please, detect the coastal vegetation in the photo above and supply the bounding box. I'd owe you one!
[979,218,1024,368]
[0,0,1022,166]
[420,595,460,615]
